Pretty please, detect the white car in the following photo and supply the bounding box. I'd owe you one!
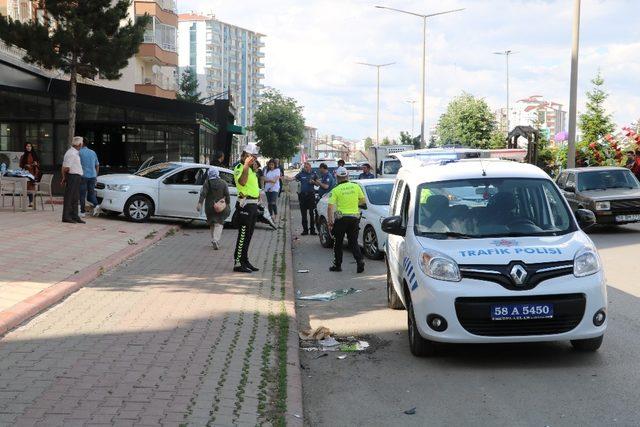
[383,159,607,357]
[315,178,394,260]
[96,162,237,222]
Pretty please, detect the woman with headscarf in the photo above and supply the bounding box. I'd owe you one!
[197,167,231,250]
[19,143,41,206]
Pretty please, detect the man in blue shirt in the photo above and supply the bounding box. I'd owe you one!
[295,162,318,235]
[312,163,335,233]
[358,163,375,180]
[78,142,100,217]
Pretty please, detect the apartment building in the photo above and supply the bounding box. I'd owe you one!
[513,95,567,140]
[0,0,37,21]
[178,13,265,143]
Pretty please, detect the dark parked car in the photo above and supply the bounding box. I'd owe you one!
[556,167,640,225]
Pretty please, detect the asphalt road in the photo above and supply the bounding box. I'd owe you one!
[290,198,640,426]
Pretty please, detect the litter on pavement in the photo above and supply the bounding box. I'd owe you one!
[337,355,347,360]
[296,288,362,301]
[297,269,310,273]
[299,326,333,340]
[404,407,417,415]
[299,326,370,353]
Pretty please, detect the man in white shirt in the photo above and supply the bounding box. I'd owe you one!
[61,136,85,224]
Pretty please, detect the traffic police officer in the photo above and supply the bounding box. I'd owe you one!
[233,143,261,273]
[327,167,366,273]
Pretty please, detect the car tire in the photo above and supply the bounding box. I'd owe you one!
[318,216,334,248]
[124,195,153,222]
[363,226,384,260]
[101,209,121,217]
[386,260,404,310]
[407,298,436,357]
[570,335,603,352]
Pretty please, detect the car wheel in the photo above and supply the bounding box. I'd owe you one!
[318,217,334,248]
[124,195,153,222]
[386,259,404,310]
[571,335,603,352]
[100,209,121,217]
[363,226,384,260]
[407,298,436,357]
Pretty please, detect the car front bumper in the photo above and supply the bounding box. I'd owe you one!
[595,210,640,225]
[410,271,607,343]
[95,188,129,213]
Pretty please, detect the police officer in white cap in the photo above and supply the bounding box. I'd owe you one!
[232,143,261,273]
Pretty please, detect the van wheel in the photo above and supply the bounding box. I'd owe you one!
[407,299,436,357]
[571,335,603,352]
[124,195,153,222]
[363,226,384,260]
[386,260,404,310]
[318,217,334,248]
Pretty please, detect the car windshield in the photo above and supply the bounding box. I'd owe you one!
[414,178,575,239]
[577,169,640,191]
[383,160,401,175]
[364,183,394,205]
[135,162,180,179]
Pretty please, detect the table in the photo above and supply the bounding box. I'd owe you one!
[2,176,29,211]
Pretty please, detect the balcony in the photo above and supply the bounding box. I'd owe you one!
[139,17,178,65]
[256,73,265,79]
[256,51,265,58]
[135,1,178,27]
[255,61,265,68]
[135,76,177,99]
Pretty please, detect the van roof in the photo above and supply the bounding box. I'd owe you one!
[397,159,549,183]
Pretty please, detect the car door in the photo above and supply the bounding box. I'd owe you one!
[357,183,369,245]
[387,180,406,286]
[218,170,238,220]
[157,167,207,218]
[562,172,579,210]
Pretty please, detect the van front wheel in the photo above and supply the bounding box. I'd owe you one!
[571,335,603,352]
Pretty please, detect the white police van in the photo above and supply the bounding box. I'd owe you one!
[382,159,607,357]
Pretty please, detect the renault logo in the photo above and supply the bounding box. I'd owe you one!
[510,264,528,286]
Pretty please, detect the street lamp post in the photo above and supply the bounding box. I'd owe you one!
[567,0,581,168]
[493,50,518,135]
[357,62,395,146]
[375,5,464,148]
[406,99,416,138]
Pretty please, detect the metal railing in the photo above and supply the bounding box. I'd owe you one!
[141,73,177,91]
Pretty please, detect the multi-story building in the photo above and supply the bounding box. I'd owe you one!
[178,13,264,144]
[512,95,567,141]
[0,0,37,21]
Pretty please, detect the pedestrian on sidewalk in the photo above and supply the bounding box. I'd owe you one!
[274,158,285,195]
[327,167,366,273]
[19,143,41,207]
[61,137,85,224]
[232,143,261,273]
[264,159,281,219]
[197,167,231,250]
[295,161,317,235]
[78,141,100,217]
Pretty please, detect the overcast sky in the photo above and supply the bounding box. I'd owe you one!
[178,0,640,141]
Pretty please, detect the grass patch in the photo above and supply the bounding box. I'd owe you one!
[145,230,158,239]
[164,227,177,238]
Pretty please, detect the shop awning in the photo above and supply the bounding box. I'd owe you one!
[227,123,245,135]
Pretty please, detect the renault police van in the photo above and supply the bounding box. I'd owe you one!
[382,159,607,357]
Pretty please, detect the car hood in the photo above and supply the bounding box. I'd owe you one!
[580,188,640,201]
[417,232,593,265]
[97,174,151,185]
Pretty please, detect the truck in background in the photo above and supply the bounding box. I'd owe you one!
[365,145,414,178]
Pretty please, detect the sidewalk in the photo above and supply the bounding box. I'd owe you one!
[0,206,175,335]
[0,195,302,426]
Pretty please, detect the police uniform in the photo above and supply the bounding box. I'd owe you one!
[328,179,365,272]
[233,160,260,272]
[295,169,318,234]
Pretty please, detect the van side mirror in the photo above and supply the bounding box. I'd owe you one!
[381,216,405,236]
[575,208,596,230]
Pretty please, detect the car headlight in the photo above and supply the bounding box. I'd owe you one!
[595,201,610,211]
[574,247,601,277]
[419,250,461,282]
[106,184,130,192]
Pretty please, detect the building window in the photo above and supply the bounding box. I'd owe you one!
[189,22,197,68]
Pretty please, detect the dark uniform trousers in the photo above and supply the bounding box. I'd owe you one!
[62,174,82,221]
[332,216,363,267]
[298,191,316,232]
[234,201,259,265]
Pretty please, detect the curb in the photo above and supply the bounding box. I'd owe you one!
[283,193,304,426]
[0,224,176,337]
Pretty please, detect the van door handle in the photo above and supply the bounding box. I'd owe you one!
[188,191,198,194]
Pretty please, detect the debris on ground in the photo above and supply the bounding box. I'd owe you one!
[314,353,328,359]
[404,407,416,415]
[337,355,347,360]
[297,269,310,273]
[296,288,361,301]
[299,326,332,340]
[339,340,369,352]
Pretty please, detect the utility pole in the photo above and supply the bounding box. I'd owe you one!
[376,5,464,148]
[406,99,417,138]
[567,0,581,168]
[357,62,395,146]
[493,50,518,135]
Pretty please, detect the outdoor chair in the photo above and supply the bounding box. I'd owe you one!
[0,175,18,211]
[30,174,55,211]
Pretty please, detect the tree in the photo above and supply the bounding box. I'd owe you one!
[381,137,392,146]
[252,89,305,160]
[0,0,150,145]
[399,131,412,145]
[488,131,507,149]
[177,68,201,103]
[435,92,496,148]
[578,71,615,144]
[363,137,374,151]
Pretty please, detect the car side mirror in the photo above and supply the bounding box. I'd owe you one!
[575,208,596,230]
[381,215,405,236]
[564,185,576,193]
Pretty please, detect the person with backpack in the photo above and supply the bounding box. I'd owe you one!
[197,167,231,250]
